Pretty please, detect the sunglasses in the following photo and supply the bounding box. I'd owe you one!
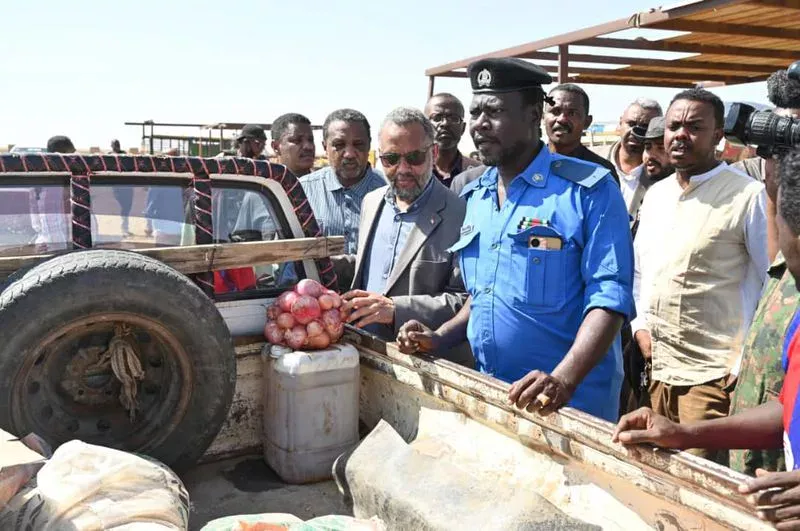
[379,145,432,167]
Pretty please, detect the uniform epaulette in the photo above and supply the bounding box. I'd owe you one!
[549,155,610,188]
[459,176,483,198]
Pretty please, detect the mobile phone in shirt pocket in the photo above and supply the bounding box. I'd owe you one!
[508,225,566,311]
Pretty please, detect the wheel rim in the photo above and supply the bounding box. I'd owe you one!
[11,313,194,454]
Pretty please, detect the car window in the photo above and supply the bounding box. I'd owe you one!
[0,185,69,255]
[0,181,300,294]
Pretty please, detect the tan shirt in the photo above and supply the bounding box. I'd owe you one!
[632,163,769,386]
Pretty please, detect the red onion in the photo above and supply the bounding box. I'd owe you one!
[296,278,324,298]
[291,295,322,325]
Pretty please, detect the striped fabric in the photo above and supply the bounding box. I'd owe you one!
[299,166,386,254]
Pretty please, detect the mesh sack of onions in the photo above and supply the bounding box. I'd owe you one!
[263,279,344,350]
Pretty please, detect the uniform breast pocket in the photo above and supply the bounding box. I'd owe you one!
[447,228,480,291]
[508,226,567,311]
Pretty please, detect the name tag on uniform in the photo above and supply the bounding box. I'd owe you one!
[460,224,474,236]
[528,235,562,250]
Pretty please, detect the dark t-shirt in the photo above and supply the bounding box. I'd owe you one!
[449,165,487,196]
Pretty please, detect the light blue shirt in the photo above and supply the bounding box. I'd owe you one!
[450,143,634,422]
[362,177,435,294]
[300,166,386,254]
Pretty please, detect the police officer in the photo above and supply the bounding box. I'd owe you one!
[397,58,634,422]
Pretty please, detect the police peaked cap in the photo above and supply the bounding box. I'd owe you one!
[468,58,553,94]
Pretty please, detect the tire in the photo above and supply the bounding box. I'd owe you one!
[0,249,236,469]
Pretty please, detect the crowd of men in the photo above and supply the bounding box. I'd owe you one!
[36,55,800,526]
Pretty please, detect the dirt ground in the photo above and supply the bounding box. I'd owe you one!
[181,455,351,530]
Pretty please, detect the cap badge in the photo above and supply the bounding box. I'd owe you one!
[476,69,492,88]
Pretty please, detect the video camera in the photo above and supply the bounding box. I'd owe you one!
[723,60,800,158]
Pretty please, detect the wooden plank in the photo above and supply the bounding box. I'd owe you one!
[755,0,800,9]
[522,50,781,75]
[655,19,800,40]
[568,77,697,88]
[566,67,754,83]
[575,37,800,61]
[0,236,345,278]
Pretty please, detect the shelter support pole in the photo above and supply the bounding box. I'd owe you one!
[558,45,569,84]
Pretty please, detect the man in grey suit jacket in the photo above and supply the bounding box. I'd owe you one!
[335,107,471,366]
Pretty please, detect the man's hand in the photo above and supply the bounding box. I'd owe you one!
[341,290,395,328]
[612,407,687,448]
[739,469,800,529]
[507,370,573,416]
[396,320,441,354]
[634,330,652,360]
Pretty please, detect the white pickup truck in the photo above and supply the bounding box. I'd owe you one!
[0,153,769,530]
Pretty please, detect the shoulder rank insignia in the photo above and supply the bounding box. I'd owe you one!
[549,156,610,188]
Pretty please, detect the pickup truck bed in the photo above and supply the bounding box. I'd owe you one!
[183,456,348,530]
[189,331,770,531]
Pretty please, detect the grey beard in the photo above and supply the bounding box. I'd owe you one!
[393,184,424,202]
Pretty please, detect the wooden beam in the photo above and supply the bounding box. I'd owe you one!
[521,50,782,74]
[427,76,435,99]
[579,69,753,84]
[424,16,635,76]
[542,64,757,83]
[434,71,469,78]
[568,76,696,88]
[0,236,346,279]
[754,0,800,8]
[575,37,800,61]
[654,19,800,40]
[558,45,569,83]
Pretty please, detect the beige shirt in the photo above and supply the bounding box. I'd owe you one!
[632,163,769,386]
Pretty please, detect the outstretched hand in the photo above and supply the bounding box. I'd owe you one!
[611,407,686,448]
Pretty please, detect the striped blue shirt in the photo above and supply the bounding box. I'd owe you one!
[300,166,386,254]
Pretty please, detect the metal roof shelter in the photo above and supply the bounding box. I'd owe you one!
[425,0,800,96]
[203,122,323,131]
[125,121,324,155]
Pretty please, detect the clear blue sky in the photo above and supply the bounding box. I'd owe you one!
[0,0,772,152]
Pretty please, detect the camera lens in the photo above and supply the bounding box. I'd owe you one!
[747,111,800,150]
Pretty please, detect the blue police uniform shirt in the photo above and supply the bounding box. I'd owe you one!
[449,143,634,422]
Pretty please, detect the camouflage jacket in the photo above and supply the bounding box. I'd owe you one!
[729,254,798,475]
